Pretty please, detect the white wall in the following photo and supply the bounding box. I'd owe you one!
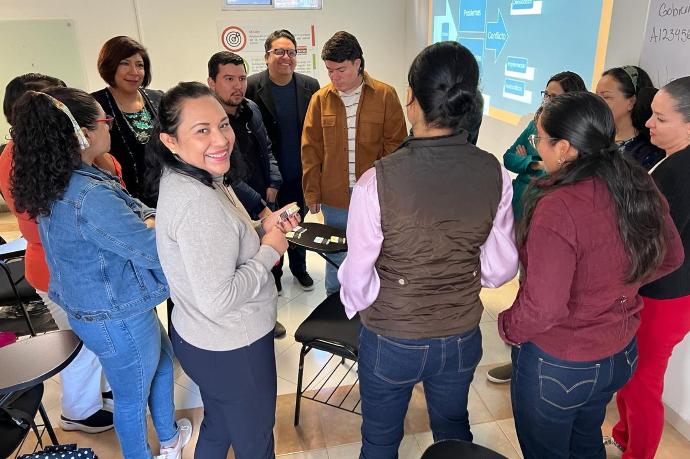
[0,0,409,101]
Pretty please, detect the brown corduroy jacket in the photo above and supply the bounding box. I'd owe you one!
[301,72,407,209]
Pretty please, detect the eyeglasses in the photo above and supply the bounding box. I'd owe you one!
[94,116,114,130]
[528,134,558,149]
[541,91,555,100]
[267,48,297,58]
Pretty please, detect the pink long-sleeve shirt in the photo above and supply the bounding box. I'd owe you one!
[338,166,518,319]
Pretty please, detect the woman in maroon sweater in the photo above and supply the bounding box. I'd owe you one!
[498,92,683,459]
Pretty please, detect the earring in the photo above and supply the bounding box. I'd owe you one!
[557,157,564,166]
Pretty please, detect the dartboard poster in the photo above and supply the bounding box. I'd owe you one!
[218,21,319,78]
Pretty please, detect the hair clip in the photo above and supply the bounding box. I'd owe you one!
[38,92,90,150]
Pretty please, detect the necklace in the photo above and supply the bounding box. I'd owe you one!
[110,89,153,144]
[218,182,238,208]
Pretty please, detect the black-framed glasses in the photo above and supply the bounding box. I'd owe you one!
[267,48,297,58]
[528,134,558,149]
[94,115,114,130]
[541,91,556,100]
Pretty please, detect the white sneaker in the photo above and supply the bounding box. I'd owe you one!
[155,418,192,459]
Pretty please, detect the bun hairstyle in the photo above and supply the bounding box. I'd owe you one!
[661,75,690,122]
[522,92,668,283]
[602,66,656,140]
[11,87,100,218]
[407,41,482,133]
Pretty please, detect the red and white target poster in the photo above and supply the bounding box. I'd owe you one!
[217,21,319,78]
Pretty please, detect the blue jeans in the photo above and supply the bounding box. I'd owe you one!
[511,339,638,459]
[320,203,348,295]
[70,310,177,458]
[358,325,483,459]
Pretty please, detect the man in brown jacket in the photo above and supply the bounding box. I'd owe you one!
[301,31,407,294]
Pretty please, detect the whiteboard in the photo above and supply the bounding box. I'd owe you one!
[0,19,86,140]
[640,1,690,88]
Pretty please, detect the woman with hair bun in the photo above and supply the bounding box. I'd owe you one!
[596,65,665,170]
[10,87,191,458]
[609,76,690,459]
[339,41,519,457]
[498,92,682,458]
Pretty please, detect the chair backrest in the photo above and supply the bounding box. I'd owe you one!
[421,439,509,459]
[0,384,45,457]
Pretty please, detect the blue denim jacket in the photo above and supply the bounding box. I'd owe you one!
[39,163,169,322]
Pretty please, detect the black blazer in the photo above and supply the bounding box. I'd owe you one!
[92,87,163,206]
[246,70,320,173]
[640,146,690,300]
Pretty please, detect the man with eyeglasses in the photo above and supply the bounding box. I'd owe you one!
[247,29,320,298]
[301,31,407,295]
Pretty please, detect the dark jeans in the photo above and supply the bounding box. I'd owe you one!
[358,325,482,459]
[273,178,307,278]
[171,326,277,459]
[511,339,638,459]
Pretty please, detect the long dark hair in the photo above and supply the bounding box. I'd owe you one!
[11,87,100,219]
[602,66,656,140]
[408,41,482,134]
[521,92,668,283]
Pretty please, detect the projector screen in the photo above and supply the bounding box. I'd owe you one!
[430,0,613,123]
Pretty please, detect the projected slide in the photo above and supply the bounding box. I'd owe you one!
[431,0,612,123]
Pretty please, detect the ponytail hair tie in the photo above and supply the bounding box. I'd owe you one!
[600,144,619,155]
[37,92,90,150]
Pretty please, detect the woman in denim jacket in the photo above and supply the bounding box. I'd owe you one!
[10,87,191,459]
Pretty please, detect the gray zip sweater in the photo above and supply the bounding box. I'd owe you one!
[156,170,279,351]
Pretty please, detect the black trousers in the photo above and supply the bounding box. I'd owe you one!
[273,178,307,277]
[171,326,277,459]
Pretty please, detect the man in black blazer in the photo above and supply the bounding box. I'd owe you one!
[247,29,320,297]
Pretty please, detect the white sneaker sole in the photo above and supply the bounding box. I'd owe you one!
[59,418,114,434]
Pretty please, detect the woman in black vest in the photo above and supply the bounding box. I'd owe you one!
[92,36,163,207]
[338,42,519,458]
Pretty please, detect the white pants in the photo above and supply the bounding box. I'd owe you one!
[36,290,109,420]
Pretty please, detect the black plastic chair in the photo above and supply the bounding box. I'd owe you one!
[421,439,510,459]
[0,383,57,457]
[0,237,40,336]
[293,293,361,425]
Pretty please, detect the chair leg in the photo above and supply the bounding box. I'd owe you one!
[294,345,307,426]
[37,402,58,445]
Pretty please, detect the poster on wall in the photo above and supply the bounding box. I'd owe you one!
[640,0,690,88]
[217,21,319,78]
[430,0,613,124]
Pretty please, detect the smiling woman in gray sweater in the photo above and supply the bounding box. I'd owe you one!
[148,82,299,459]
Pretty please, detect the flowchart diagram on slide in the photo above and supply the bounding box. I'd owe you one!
[432,0,608,121]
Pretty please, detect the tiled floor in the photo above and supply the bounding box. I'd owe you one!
[3,210,690,458]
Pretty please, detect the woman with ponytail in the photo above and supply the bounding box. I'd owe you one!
[596,65,665,170]
[10,87,190,458]
[497,92,682,458]
[339,41,519,457]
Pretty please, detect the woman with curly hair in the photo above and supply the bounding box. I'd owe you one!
[10,86,191,459]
